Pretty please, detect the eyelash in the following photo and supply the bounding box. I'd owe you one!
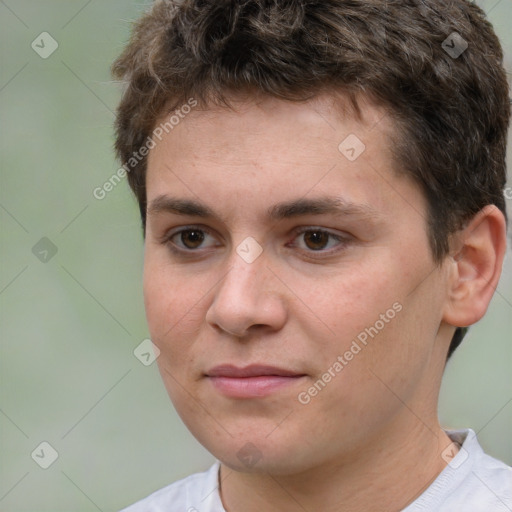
[162,225,351,258]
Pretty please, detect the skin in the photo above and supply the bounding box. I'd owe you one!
[143,92,506,511]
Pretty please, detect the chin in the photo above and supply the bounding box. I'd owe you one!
[204,431,316,475]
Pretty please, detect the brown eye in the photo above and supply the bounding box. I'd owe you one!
[303,230,330,250]
[179,229,205,249]
[165,226,217,253]
[288,227,351,257]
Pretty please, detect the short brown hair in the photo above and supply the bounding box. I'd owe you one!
[111,0,510,359]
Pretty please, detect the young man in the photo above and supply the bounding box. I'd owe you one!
[113,0,511,510]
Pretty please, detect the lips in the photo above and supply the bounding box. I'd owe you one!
[206,364,304,378]
[205,364,307,398]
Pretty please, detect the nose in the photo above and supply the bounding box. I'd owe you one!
[205,246,287,339]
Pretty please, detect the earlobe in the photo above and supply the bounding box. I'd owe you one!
[443,205,507,328]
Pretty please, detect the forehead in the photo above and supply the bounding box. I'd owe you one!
[145,91,423,226]
[151,90,393,157]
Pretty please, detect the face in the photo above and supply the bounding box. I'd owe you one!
[143,92,451,474]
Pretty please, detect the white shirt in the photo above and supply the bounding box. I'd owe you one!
[120,429,512,511]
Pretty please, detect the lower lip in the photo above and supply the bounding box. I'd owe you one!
[207,375,305,398]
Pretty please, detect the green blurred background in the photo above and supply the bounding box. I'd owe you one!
[0,1,511,510]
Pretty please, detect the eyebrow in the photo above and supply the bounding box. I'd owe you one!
[147,195,383,223]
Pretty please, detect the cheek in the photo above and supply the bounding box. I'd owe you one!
[295,256,431,386]
[143,263,204,409]
[143,258,200,356]
[346,270,445,400]
[298,265,399,350]
[143,263,171,338]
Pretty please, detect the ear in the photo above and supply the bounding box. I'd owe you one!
[442,205,507,328]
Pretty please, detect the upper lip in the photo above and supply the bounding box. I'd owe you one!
[206,364,305,378]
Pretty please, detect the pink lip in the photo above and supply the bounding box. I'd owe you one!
[206,365,307,398]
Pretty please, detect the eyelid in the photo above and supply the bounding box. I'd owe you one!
[164,224,218,250]
[287,226,351,253]
[163,224,351,256]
